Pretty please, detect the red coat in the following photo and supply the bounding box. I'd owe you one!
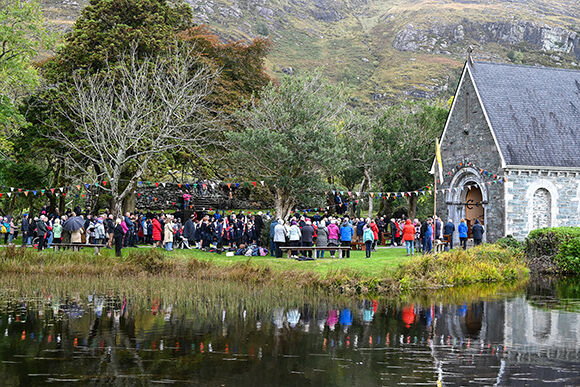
[370,222,379,240]
[403,220,415,241]
[152,218,162,241]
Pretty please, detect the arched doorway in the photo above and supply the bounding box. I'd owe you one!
[446,167,488,244]
[465,185,484,237]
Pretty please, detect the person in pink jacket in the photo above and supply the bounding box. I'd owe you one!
[327,219,340,258]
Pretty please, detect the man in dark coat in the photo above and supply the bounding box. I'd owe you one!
[182,215,195,249]
[36,216,48,251]
[269,218,278,257]
[390,219,398,246]
[124,212,134,247]
[301,221,315,258]
[472,219,484,246]
[254,212,265,246]
[105,214,115,248]
[443,219,455,249]
[21,214,29,247]
[434,216,442,241]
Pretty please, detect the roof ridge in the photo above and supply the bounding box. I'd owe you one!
[471,60,580,74]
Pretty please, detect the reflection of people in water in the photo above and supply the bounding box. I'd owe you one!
[272,307,285,330]
[287,309,300,328]
[421,304,434,327]
[402,304,415,328]
[300,304,313,333]
[362,300,376,324]
[340,308,353,333]
[327,310,339,331]
[316,305,328,332]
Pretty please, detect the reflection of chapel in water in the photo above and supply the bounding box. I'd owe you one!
[432,298,580,386]
[434,60,580,243]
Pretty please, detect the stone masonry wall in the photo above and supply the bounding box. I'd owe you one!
[505,170,580,240]
[436,67,505,243]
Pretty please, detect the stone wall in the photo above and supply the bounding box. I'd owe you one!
[134,181,271,212]
[505,170,580,240]
[436,67,505,243]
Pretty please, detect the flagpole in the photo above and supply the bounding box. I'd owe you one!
[434,155,437,220]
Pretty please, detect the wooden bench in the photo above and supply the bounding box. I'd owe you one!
[279,246,351,259]
[51,243,107,254]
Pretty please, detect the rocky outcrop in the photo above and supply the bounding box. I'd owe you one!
[393,21,580,60]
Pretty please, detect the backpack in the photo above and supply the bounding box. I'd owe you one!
[0,225,6,234]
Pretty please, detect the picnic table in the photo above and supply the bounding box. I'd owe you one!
[279,246,351,259]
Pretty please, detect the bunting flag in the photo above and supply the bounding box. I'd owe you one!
[0,159,507,207]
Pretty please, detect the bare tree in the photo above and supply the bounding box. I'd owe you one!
[50,48,220,215]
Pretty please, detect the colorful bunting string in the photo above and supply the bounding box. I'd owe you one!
[0,161,507,205]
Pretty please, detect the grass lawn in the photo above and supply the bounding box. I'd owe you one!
[3,236,412,278]
[160,246,413,277]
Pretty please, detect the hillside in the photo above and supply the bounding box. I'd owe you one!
[40,0,580,104]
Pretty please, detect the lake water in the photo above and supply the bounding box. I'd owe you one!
[0,277,578,386]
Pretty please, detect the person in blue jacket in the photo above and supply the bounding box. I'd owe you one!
[339,220,354,258]
[458,219,468,250]
[423,218,433,254]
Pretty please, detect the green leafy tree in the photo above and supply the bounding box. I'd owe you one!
[0,0,52,156]
[43,0,194,81]
[374,100,449,219]
[227,71,346,219]
[18,0,197,213]
[341,112,383,217]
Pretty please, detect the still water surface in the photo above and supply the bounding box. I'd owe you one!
[0,278,579,386]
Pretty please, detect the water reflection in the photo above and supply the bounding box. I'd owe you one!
[0,281,579,386]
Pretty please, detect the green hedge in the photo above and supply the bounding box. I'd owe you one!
[556,237,580,274]
[526,227,580,274]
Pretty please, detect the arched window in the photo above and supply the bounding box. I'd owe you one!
[532,188,551,229]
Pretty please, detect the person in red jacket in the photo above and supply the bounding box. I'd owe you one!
[368,218,379,251]
[152,216,162,248]
[402,219,416,256]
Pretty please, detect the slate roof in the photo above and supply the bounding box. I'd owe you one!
[469,61,580,168]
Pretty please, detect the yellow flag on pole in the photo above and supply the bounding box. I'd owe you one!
[436,138,444,182]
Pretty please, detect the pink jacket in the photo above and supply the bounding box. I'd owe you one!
[327,223,339,240]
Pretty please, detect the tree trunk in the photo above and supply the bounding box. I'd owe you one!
[274,187,294,220]
[59,192,65,214]
[406,195,419,220]
[8,194,16,215]
[363,169,373,218]
[123,192,136,214]
[113,197,123,218]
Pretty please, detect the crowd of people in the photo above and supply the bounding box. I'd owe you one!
[0,204,484,258]
[270,215,379,259]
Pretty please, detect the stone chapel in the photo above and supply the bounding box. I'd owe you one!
[434,60,580,243]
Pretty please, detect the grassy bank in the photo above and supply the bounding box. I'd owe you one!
[0,244,528,295]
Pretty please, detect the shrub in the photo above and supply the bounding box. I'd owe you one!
[393,244,527,290]
[496,235,522,251]
[555,236,580,274]
[525,227,580,258]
